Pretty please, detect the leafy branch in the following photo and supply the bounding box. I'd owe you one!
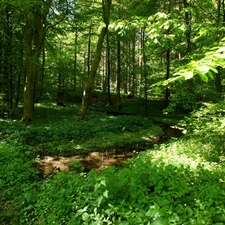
[151,39,225,93]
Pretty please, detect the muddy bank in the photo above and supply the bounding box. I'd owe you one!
[37,149,135,178]
[36,125,182,178]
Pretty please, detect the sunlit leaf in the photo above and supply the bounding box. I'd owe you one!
[100,179,106,186]
[82,212,89,221]
[216,46,225,52]
[162,80,169,86]
[96,195,103,206]
[196,64,211,74]
[103,190,108,198]
[151,217,167,225]
[183,71,193,80]
[198,73,208,82]
[207,71,214,79]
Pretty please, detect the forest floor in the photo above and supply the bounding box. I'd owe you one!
[1,94,225,224]
[33,95,184,176]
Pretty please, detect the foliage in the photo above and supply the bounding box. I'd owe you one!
[6,138,225,225]
[14,114,160,156]
[0,141,38,224]
[152,39,225,89]
[1,101,225,224]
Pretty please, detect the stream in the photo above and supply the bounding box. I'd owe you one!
[37,124,183,178]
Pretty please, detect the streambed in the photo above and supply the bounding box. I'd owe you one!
[37,124,182,178]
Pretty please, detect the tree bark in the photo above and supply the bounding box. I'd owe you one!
[165,49,170,108]
[116,36,121,105]
[76,0,111,121]
[21,0,52,122]
[106,33,112,105]
[214,0,223,93]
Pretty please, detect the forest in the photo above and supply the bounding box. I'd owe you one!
[1,0,225,224]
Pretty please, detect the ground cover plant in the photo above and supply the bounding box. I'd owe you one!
[1,102,225,224]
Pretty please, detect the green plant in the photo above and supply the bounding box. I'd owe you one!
[69,159,83,173]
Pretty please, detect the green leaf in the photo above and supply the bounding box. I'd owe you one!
[103,190,109,198]
[196,64,210,74]
[198,73,208,82]
[207,71,214,79]
[183,71,193,80]
[82,212,89,221]
[155,87,162,94]
[216,46,225,52]
[162,80,169,86]
[96,195,103,206]
[94,183,101,191]
[100,179,106,186]
[151,217,167,225]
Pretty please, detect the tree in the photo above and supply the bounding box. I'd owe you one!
[21,0,53,122]
[76,0,112,121]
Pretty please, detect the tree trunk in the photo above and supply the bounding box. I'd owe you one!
[73,28,78,97]
[131,33,136,95]
[214,0,223,93]
[142,28,148,115]
[38,42,45,101]
[76,0,111,121]
[87,25,92,77]
[165,49,170,108]
[5,6,14,115]
[116,36,121,105]
[21,16,42,121]
[21,0,52,122]
[22,58,37,121]
[183,0,192,54]
[106,33,112,105]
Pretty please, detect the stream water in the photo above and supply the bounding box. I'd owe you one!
[37,125,182,178]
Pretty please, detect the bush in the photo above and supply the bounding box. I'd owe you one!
[0,141,39,224]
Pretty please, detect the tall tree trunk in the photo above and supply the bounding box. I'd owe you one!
[21,0,52,122]
[183,0,192,54]
[87,25,92,77]
[131,33,136,95]
[116,36,121,105]
[73,28,78,98]
[5,6,14,115]
[215,0,223,93]
[76,0,112,121]
[106,33,111,105]
[38,41,45,101]
[142,28,148,115]
[165,49,170,108]
[21,16,42,121]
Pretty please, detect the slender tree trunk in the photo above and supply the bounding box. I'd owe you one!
[76,0,111,121]
[39,41,45,101]
[107,33,111,105]
[87,25,92,77]
[183,0,192,53]
[76,28,108,120]
[215,0,223,93]
[73,28,78,97]
[116,37,121,105]
[142,28,148,115]
[131,33,136,95]
[15,41,24,108]
[5,6,14,115]
[165,49,170,108]
[102,51,106,92]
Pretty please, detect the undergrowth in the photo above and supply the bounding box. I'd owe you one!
[1,102,225,224]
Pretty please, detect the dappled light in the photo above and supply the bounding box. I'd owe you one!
[1,0,225,224]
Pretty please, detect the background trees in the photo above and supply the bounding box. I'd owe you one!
[0,0,224,120]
